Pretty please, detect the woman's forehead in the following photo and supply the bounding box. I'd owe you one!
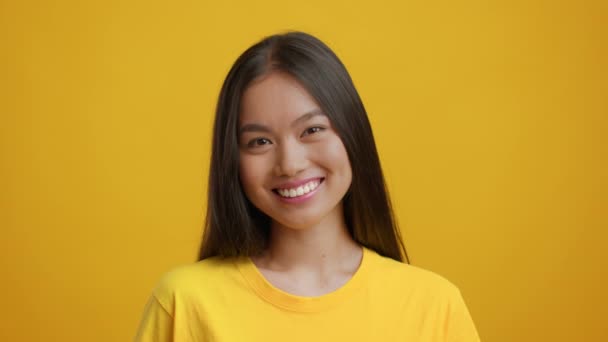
[239,72,323,124]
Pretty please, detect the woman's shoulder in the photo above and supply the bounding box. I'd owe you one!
[366,248,461,295]
[149,256,240,300]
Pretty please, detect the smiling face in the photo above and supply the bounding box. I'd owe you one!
[238,71,353,231]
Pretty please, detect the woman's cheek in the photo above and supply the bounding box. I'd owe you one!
[238,155,256,192]
[320,136,350,165]
[239,153,269,192]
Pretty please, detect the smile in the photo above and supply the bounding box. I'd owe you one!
[272,178,325,202]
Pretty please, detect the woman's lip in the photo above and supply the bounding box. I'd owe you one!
[273,178,324,203]
[273,177,325,190]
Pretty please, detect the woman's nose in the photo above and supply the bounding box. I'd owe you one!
[273,139,308,177]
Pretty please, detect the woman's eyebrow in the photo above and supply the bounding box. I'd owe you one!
[238,109,326,135]
[292,109,325,126]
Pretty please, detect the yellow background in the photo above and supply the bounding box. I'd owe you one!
[1,0,606,341]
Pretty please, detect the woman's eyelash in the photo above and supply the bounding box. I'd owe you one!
[247,138,271,148]
[302,126,326,136]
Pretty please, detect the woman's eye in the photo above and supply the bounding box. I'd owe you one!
[302,126,325,136]
[247,138,271,148]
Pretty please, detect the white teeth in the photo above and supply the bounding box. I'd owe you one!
[276,179,321,198]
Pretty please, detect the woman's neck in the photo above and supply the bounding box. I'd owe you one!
[252,212,362,279]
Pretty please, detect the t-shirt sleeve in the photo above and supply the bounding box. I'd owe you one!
[133,293,174,342]
[444,287,481,342]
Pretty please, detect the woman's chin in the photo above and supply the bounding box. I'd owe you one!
[270,216,323,231]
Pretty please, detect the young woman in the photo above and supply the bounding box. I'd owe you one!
[135,31,481,341]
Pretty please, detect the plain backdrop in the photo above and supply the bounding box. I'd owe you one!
[1,0,606,341]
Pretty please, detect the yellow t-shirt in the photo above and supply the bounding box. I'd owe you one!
[134,246,481,341]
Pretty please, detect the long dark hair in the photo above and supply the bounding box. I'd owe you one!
[198,31,409,263]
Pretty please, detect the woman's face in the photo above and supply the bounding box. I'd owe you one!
[238,71,352,230]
